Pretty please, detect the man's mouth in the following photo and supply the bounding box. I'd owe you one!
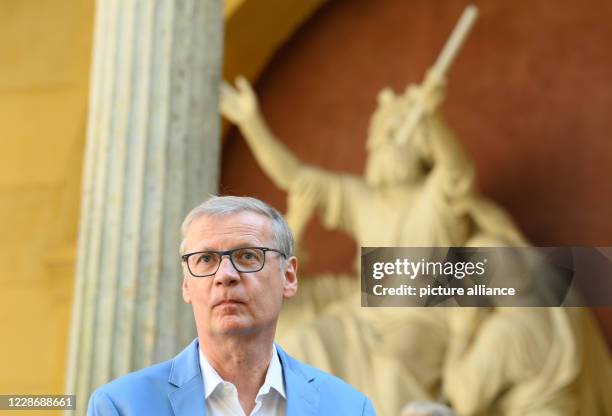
[214,299,244,307]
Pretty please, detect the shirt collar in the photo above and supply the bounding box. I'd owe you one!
[199,348,224,399]
[259,345,286,399]
[198,345,286,400]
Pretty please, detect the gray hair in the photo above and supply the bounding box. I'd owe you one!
[179,195,294,257]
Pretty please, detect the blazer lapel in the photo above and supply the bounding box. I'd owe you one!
[276,344,319,416]
[167,339,207,416]
[165,340,319,416]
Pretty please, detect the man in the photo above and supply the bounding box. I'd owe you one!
[87,195,375,416]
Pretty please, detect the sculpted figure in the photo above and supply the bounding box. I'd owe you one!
[220,75,611,416]
[221,73,525,251]
[219,7,611,416]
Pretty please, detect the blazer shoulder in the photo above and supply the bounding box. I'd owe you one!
[299,360,375,414]
[87,360,176,416]
[92,359,174,403]
[280,348,373,411]
[303,360,366,396]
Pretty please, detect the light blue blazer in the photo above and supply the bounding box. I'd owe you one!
[87,339,376,415]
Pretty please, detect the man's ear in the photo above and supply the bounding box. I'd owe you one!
[282,256,298,299]
[182,277,192,304]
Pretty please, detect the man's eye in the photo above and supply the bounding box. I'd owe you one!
[236,249,259,262]
[198,254,213,263]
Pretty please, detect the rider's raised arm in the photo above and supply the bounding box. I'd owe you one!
[221,77,304,190]
[221,77,363,245]
[425,111,475,196]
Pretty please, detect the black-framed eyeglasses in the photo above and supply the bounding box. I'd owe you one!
[181,247,287,278]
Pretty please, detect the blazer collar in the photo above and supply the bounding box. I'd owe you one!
[166,339,319,416]
[167,338,207,416]
[276,343,320,416]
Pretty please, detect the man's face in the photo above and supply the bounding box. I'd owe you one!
[181,211,298,339]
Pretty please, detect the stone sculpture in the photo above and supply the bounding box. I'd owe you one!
[220,5,611,415]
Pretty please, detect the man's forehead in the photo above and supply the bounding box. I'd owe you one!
[186,211,273,247]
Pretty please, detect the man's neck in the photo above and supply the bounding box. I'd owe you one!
[199,333,275,414]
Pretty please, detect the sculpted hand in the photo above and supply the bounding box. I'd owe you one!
[220,76,259,126]
[221,75,303,190]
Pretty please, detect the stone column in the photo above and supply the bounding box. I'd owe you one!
[65,0,223,410]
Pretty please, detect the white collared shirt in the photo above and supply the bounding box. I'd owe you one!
[198,346,286,416]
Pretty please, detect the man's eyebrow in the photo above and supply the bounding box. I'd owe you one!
[189,247,214,252]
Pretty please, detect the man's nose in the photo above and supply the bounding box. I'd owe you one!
[213,256,240,286]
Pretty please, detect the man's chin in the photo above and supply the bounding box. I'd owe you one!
[213,316,254,336]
